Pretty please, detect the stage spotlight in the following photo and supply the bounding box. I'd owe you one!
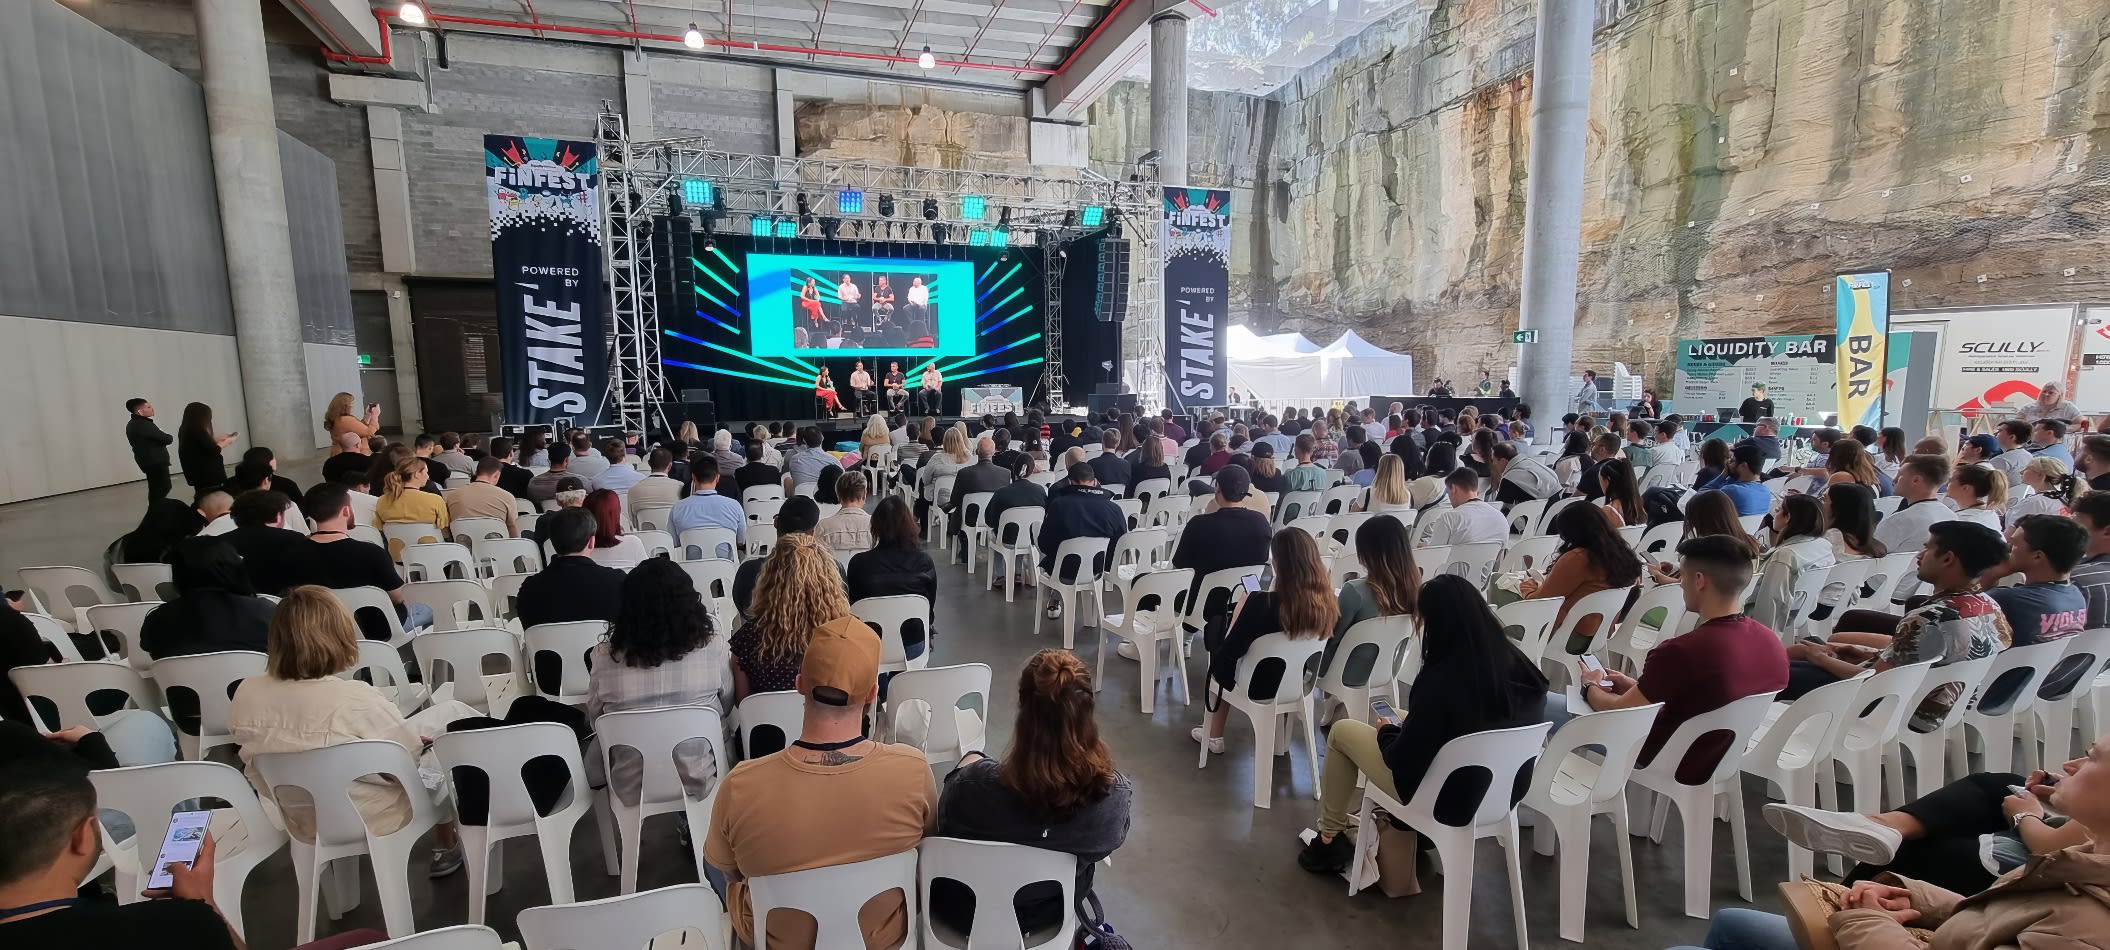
[397,1,427,26]
[1062,209,1079,227]
[774,218,797,239]
[681,178,714,207]
[961,195,986,221]
[992,227,1010,248]
[838,188,864,214]
[968,229,990,247]
[997,206,1012,226]
[918,45,936,69]
[922,197,939,221]
[682,22,705,49]
[1081,205,1105,227]
[931,223,950,243]
[878,194,895,217]
[820,216,842,237]
[749,216,772,237]
[703,236,716,250]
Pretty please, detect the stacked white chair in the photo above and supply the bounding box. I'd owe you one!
[1346,722,1553,950]
[1199,632,1325,809]
[1095,567,1194,714]
[918,838,1080,950]
[882,663,992,770]
[1631,690,1779,918]
[748,850,919,950]
[254,739,444,940]
[1521,704,1663,943]
[594,705,731,894]
[1741,672,1875,879]
[433,721,598,921]
[516,883,729,950]
[150,650,267,760]
[90,759,288,939]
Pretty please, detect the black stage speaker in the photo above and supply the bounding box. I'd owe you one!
[1088,387,1138,417]
[1096,238,1130,322]
[650,215,696,332]
[680,388,713,404]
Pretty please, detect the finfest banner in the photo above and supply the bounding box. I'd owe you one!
[486,135,608,427]
[1672,335,1835,422]
[1163,188,1231,410]
[1834,272,1889,429]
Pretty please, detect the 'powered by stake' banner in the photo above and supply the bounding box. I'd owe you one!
[486,135,608,427]
[1164,189,1231,410]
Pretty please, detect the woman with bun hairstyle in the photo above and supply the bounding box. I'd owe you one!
[935,649,1133,940]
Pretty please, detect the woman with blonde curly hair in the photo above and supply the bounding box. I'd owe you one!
[727,533,853,700]
[322,391,381,454]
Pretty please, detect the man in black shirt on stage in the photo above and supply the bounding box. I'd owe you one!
[1738,382,1774,424]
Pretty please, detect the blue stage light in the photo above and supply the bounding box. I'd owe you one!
[961,195,986,220]
[749,216,772,237]
[968,229,991,247]
[838,189,864,214]
[774,218,797,238]
[682,178,715,206]
[1081,205,1105,227]
[991,228,1010,248]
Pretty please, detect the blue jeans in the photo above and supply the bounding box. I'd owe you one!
[1665,907,1796,950]
[1543,691,1577,729]
[405,601,434,630]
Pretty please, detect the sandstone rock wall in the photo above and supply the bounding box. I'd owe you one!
[1241,0,2110,390]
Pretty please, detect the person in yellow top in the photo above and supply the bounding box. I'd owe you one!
[374,456,449,556]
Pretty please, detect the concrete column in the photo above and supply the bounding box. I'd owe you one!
[196,0,313,455]
[622,51,656,141]
[1149,12,1188,187]
[1515,0,1593,441]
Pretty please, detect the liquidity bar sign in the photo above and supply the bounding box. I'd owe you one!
[1834,271,1889,429]
[487,134,608,426]
[1164,188,1231,410]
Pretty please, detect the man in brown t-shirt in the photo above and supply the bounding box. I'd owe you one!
[444,457,519,536]
[705,616,935,948]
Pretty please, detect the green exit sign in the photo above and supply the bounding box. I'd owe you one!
[358,353,374,366]
[1511,330,1538,344]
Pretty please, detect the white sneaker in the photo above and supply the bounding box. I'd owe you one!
[1117,641,1139,660]
[1045,600,1063,620]
[1763,804,1903,866]
[1190,726,1224,754]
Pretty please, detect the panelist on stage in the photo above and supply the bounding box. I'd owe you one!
[905,276,930,320]
[917,364,943,415]
[799,278,828,332]
[837,273,862,327]
[884,361,907,411]
[849,359,875,414]
[871,275,895,322]
[815,366,843,416]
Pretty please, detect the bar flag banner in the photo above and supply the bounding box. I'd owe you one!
[1834,271,1889,429]
[1163,188,1231,411]
[486,134,608,427]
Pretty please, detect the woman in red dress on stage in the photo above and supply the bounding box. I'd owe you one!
[799,278,828,331]
[815,366,843,415]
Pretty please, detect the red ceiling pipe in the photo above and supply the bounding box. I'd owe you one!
[416,11,1061,75]
[320,8,396,65]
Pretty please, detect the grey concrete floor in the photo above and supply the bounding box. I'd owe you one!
[2,466,1801,950]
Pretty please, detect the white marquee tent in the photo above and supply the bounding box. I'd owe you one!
[1226,326,1415,406]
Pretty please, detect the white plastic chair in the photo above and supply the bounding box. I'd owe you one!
[882,663,992,769]
[989,508,1046,601]
[1321,483,1363,516]
[2034,628,2110,763]
[1630,690,1779,918]
[743,497,784,530]
[1886,654,1999,801]
[678,559,739,624]
[1038,537,1112,649]
[1955,639,2070,774]
[1538,585,1636,689]
[517,881,730,950]
[1848,550,1924,612]
[748,850,920,950]
[1805,557,1878,640]
[594,705,731,893]
[1200,632,1325,809]
[90,758,289,938]
[412,626,528,716]
[253,739,443,940]
[10,660,164,734]
[1102,528,1171,605]
[365,924,507,950]
[1346,722,1554,950]
[677,525,740,562]
[487,572,531,623]
[449,517,510,547]
[23,611,86,661]
[342,637,429,715]
[631,506,675,533]
[111,562,176,603]
[524,621,609,705]
[1498,535,1562,574]
[331,586,425,649]
[742,484,786,505]
[1134,477,1173,506]
[1425,541,1502,589]
[150,650,268,760]
[1505,499,1549,537]
[1600,583,1688,674]
[1521,704,1663,943]
[19,565,122,631]
[744,524,780,559]
[736,689,805,759]
[1096,567,1194,715]
[1182,565,1262,643]
[957,491,996,574]
[401,579,496,632]
[381,522,445,559]
[81,601,160,673]
[1634,522,1684,563]
[433,722,596,921]
[348,524,387,548]
[853,594,934,676]
[630,529,675,560]
[1275,490,1324,526]
[474,537,543,578]
[918,838,1080,950]
[1315,615,1416,724]
[1742,672,1874,879]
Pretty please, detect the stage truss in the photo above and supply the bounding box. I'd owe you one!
[596,103,1165,429]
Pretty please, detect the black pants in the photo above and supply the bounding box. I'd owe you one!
[143,467,172,507]
[1778,659,1846,701]
[1846,771,2022,896]
[443,696,592,826]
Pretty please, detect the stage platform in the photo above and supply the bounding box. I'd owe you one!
[712,412,1091,445]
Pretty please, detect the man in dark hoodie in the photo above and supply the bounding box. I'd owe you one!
[1035,463,1126,620]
